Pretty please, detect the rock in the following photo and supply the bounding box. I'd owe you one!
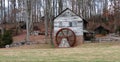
[59,38,70,48]
[20,42,25,45]
[31,31,40,36]
[25,41,32,45]
[5,45,10,48]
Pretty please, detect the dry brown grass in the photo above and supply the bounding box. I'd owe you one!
[0,41,120,62]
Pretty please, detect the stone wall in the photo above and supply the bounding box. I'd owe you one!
[75,36,83,46]
[53,35,83,47]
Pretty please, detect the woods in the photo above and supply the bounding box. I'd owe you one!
[1,1,120,62]
[0,0,120,42]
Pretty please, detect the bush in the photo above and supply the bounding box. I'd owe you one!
[116,26,120,35]
[0,34,2,42]
[0,30,13,48]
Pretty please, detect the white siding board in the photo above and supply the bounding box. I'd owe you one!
[54,9,84,36]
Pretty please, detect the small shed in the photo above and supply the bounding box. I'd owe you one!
[53,8,84,47]
[83,30,95,41]
[94,26,110,35]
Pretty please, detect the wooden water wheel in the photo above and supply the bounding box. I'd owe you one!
[55,28,76,47]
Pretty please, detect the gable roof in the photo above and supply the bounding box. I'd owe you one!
[54,8,87,23]
[94,25,110,31]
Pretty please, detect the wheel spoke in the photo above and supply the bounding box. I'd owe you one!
[61,30,66,37]
[67,30,69,36]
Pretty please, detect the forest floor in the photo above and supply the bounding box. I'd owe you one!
[0,42,120,62]
[13,32,46,43]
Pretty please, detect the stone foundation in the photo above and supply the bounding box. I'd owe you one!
[53,35,83,47]
[53,36,58,47]
[74,36,83,46]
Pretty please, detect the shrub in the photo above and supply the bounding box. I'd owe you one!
[116,26,120,35]
[0,30,13,48]
[0,34,2,42]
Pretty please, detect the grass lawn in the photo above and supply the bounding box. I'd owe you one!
[0,42,120,62]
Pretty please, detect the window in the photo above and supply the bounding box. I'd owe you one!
[69,21,77,27]
[59,22,69,27]
[69,22,72,27]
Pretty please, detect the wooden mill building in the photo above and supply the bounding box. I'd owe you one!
[53,8,88,47]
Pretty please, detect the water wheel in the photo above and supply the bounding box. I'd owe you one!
[55,28,76,47]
